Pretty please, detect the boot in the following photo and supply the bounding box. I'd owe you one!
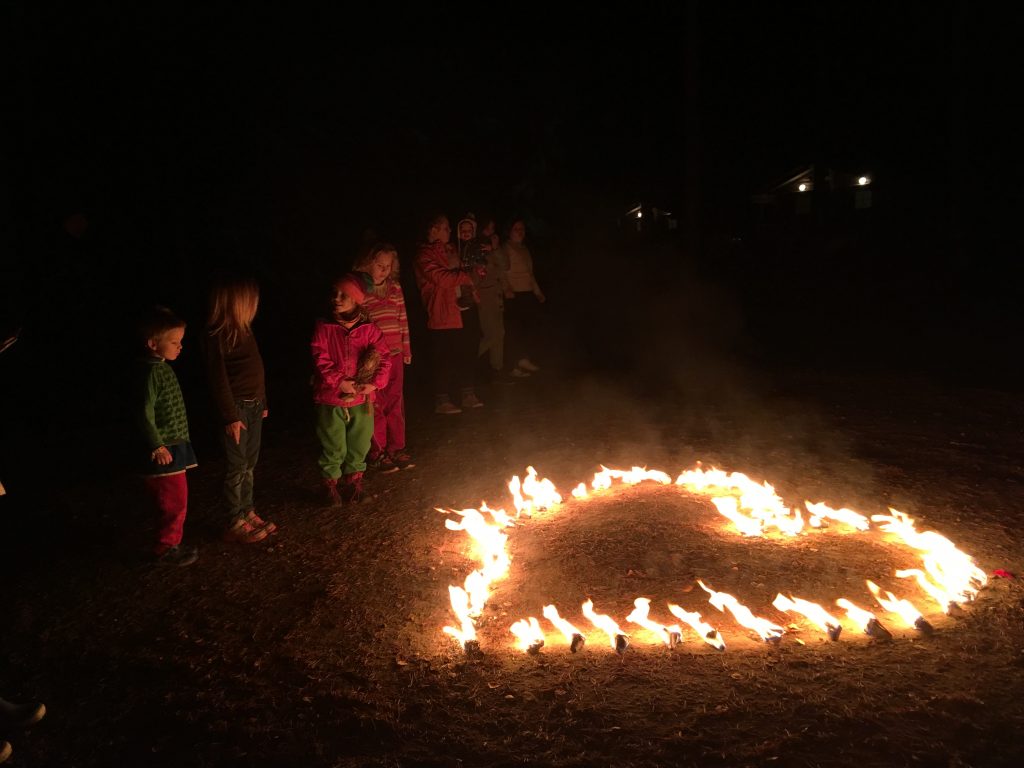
[339,472,365,504]
[321,477,342,507]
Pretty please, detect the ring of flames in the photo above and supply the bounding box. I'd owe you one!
[439,465,988,654]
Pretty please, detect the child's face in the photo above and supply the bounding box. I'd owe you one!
[428,218,451,244]
[482,221,496,237]
[457,222,475,242]
[369,253,395,285]
[332,286,359,317]
[509,221,526,243]
[148,328,185,361]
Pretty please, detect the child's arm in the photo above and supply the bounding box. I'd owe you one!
[311,320,350,393]
[396,287,412,363]
[417,244,473,290]
[138,366,171,463]
[205,332,242,428]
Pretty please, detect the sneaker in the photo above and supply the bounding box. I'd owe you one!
[390,451,415,470]
[434,401,462,415]
[510,366,531,378]
[339,472,365,504]
[321,479,342,507]
[224,516,270,544]
[0,741,10,765]
[156,544,199,567]
[370,453,399,474]
[517,358,540,373]
[0,699,46,729]
[460,392,484,409]
[243,509,277,535]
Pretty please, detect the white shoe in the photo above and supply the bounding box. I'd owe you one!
[517,358,540,373]
[511,367,531,378]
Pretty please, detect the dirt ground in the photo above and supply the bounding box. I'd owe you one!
[3,366,1024,767]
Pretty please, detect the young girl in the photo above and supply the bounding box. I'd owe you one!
[205,276,275,544]
[500,218,546,377]
[135,305,198,566]
[353,243,414,472]
[414,213,483,414]
[311,273,392,505]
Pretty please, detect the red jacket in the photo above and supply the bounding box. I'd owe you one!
[311,317,392,408]
[415,241,476,330]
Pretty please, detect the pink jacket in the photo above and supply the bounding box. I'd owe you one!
[415,241,475,330]
[311,317,392,408]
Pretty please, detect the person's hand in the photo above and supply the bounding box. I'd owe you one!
[403,355,411,365]
[152,446,173,465]
[504,289,515,299]
[534,290,546,303]
[338,379,358,394]
[474,265,487,278]
[262,409,269,419]
[225,420,247,444]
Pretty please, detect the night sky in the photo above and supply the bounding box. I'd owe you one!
[2,3,1021,400]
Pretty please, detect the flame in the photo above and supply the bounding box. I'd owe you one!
[582,599,629,651]
[866,579,925,626]
[590,465,673,492]
[699,580,784,641]
[509,466,562,517]
[509,617,545,653]
[710,496,763,537]
[676,467,804,536]
[872,509,986,604]
[542,604,587,651]
[443,586,477,647]
[772,593,842,639]
[571,483,588,499]
[626,598,684,647]
[836,597,876,631]
[804,501,870,531]
[667,603,726,650]
[895,568,958,613]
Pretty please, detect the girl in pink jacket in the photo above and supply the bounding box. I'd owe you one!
[311,273,392,505]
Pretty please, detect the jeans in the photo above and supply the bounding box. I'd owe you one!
[222,399,264,521]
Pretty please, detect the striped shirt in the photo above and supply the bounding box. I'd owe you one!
[362,279,412,359]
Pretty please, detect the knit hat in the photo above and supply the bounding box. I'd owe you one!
[336,272,367,305]
[456,212,477,239]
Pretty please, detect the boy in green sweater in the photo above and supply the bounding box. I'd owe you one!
[136,306,198,566]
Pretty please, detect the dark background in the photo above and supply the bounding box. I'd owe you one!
[2,2,1021,491]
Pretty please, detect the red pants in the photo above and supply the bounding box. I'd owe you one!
[144,472,188,552]
[371,354,406,456]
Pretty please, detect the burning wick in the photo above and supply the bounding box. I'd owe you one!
[867,580,933,634]
[699,581,785,644]
[542,605,587,653]
[626,598,684,648]
[772,594,843,641]
[582,599,630,654]
[510,617,545,654]
[667,603,726,651]
[835,598,892,640]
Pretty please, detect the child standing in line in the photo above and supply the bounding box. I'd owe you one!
[353,243,415,473]
[204,276,276,544]
[415,213,483,414]
[311,273,392,505]
[135,306,198,566]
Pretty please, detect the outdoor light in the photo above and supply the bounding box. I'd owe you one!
[858,176,870,186]
[637,211,643,219]
[798,183,808,192]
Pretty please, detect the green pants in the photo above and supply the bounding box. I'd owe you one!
[315,402,373,479]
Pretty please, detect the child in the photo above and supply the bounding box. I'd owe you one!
[353,243,414,473]
[135,306,198,566]
[205,276,275,544]
[311,273,392,505]
[499,218,545,377]
[414,213,483,414]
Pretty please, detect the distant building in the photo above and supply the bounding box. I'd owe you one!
[617,202,678,234]
[751,164,874,234]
